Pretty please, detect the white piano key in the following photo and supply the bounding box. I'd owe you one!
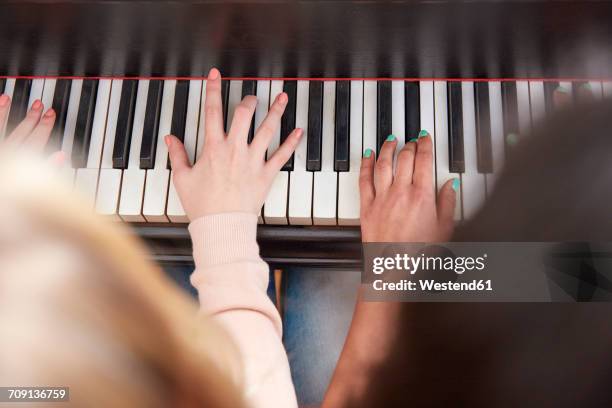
[41,79,56,110]
[96,80,123,219]
[559,81,573,99]
[58,79,83,184]
[3,78,15,98]
[264,80,288,225]
[0,79,15,139]
[603,82,612,98]
[196,80,207,160]
[391,80,405,149]
[313,81,338,226]
[420,81,436,193]
[588,81,603,99]
[516,81,531,136]
[338,80,363,226]
[254,80,271,224]
[461,82,486,220]
[288,80,313,225]
[433,81,461,221]
[168,79,203,223]
[119,80,149,222]
[143,80,175,222]
[363,80,377,153]
[486,82,505,195]
[28,79,45,109]
[75,79,112,205]
[529,81,545,126]
[226,80,243,130]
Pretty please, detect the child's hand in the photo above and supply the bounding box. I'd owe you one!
[167,68,302,221]
[359,133,457,243]
[0,96,57,152]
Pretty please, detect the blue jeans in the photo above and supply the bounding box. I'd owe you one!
[163,264,360,407]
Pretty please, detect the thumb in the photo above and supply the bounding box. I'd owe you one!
[165,135,191,173]
[437,178,459,240]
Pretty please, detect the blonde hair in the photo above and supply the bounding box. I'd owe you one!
[0,152,246,408]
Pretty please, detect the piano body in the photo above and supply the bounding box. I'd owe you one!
[2,0,612,268]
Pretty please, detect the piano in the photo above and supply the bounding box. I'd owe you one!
[2,1,612,268]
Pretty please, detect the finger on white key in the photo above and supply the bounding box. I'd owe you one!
[6,100,43,145]
[434,81,461,222]
[26,108,56,151]
[28,79,45,109]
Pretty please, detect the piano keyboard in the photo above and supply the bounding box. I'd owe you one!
[1,77,610,226]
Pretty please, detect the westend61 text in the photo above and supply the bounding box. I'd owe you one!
[373,279,493,292]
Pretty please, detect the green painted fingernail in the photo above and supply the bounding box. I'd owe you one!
[506,132,519,146]
[581,83,592,91]
[418,130,429,138]
[452,178,461,192]
[364,148,373,158]
[408,137,418,143]
[556,85,570,94]
[386,134,396,142]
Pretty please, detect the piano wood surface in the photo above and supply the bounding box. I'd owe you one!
[1,1,612,79]
[133,224,362,268]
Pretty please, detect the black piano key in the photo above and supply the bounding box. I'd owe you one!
[48,79,72,150]
[544,81,559,114]
[474,82,493,173]
[71,80,98,168]
[140,80,163,169]
[376,81,392,152]
[404,81,420,141]
[0,78,5,94]
[447,82,465,173]
[501,82,520,151]
[241,80,257,143]
[112,79,138,169]
[6,79,32,134]
[334,81,350,172]
[280,80,297,171]
[221,80,229,131]
[167,80,189,169]
[306,81,323,172]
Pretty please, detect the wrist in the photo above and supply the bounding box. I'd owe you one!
[188,212,260,267]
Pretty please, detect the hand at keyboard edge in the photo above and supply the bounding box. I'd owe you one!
[0,95,63,164]
[360,132,457,243]
[166,68,303,221]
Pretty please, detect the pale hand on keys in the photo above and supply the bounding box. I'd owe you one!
[0,95,60,158]
[166,68,303,221]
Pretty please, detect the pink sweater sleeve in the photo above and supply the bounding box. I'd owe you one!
[188,213,298,408]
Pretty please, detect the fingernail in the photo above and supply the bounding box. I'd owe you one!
[386,134,396,142]
[363,148,373,158]
[418,130,429,138]
[44,108,55,118]
[452,178,461,192]
[164,135,171,146]
[408,137,418,143]
[32,100,42,110]
[295,128,303,138]
[506,132,519,146]
[278,92,288,105]
[581,83,592,91]
[208,67,219,80]
[0,94,8,107]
